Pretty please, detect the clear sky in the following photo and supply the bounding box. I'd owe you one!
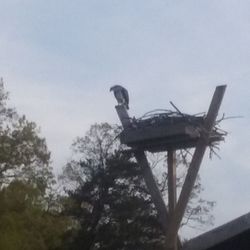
[1,0,250,238]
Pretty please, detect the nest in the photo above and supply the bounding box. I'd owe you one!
[120,109,226,153]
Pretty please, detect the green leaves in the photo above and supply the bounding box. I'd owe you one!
[0,181,69,250]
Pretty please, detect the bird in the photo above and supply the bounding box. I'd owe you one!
[110,85,129,109]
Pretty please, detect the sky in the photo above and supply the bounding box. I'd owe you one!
[1,0,250,239]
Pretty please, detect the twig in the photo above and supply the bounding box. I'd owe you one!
[170,101,185,117]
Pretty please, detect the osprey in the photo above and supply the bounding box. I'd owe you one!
[110,85,129,109]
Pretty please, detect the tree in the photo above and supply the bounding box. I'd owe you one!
[62,153,165,250]
[0,180,69,250]
[60,123,122,190]
[0,79,53,189]
[61,123,215,249]
[0,80,69,250]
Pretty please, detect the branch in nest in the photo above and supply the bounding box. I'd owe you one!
[216,113,243,125]
[209,145,221,159]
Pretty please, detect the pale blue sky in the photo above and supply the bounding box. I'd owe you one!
[1,0,250,238]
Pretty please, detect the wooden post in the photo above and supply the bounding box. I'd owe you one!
[168,150,177,216]
[134,150,169,232]
[135,150,182,250]
[165,85,226,249]
[115,105,131,128]
[167,150,177,250]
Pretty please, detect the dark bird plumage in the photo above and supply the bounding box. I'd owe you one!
[110,85,129,109]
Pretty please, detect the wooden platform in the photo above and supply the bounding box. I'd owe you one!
[120,117,224,152]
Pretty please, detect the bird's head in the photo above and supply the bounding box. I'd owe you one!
[110,85,122,92]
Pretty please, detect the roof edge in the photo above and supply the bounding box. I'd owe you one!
[182,212,250,250]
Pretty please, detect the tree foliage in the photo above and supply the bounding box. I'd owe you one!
[62,153,165,250]
[0,79,52,189]
[0,80,69,250]
[0,180,68,250]
[61,123,122,190]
